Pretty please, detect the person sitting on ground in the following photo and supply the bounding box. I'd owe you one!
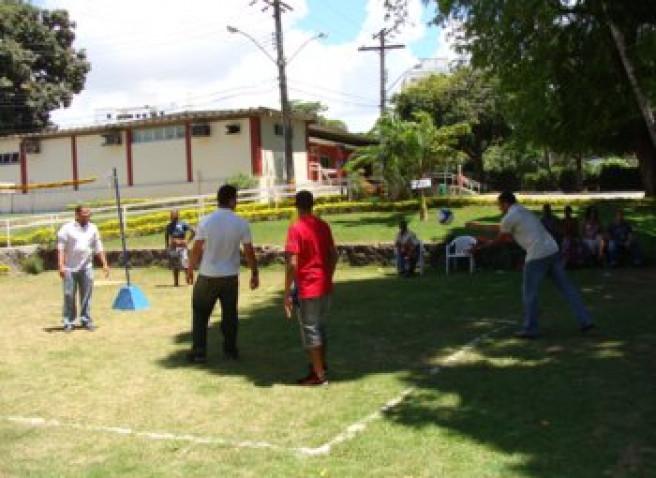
[540,204,562,246]
[395,219,421,277]
[165,209,195,287]
[581,205,605,265]
[561,205,583,268]
[607,208,643,267]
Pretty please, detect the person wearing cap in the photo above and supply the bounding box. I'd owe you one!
[395,219,420,277]
[186,184,259,363]
[284,190,338,386]
[164,209,195,287]
[474,191,595,338]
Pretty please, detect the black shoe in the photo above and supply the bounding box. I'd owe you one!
[580,323,597,335]
[83,322,96,331]
[514,330,539,340]
[186,351,207,364]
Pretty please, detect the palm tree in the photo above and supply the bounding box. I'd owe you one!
[347,113,469,220]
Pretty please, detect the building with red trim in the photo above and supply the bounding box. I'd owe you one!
[0,108,375,212]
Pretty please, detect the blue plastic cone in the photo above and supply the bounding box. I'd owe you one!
[112,284,150,311]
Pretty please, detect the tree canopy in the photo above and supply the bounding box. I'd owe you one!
[392,67,509,181]
[0,0,90,135]
[385,0,656,194]
[290,100,348,132]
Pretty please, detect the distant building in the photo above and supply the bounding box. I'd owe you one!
[0,107,373,212]
[399,58,452,90]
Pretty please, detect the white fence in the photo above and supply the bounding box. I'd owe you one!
[1,181,349,248]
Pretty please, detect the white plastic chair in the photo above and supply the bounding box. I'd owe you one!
[446,236,477,274]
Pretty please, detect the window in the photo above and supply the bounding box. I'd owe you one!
[320,155,332,169]
[0,152,19,165]
[132,125,184,143]
[273,123,293,137]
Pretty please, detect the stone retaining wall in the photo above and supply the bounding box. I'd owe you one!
[30,243,447,270]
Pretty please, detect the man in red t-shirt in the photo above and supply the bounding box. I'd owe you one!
[284,190,338,386]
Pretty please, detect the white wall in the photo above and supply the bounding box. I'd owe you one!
[259,116,308,184]
[26,137,72,184]
[77,132,129,188]
[132,138,186,185]
[0,137,21,184]
[192,119,252,183]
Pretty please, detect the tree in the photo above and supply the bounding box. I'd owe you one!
[385,0,656,195]
[346,112,468,219]
[392,67,510,182]
[290,100,348,131]
[0,0,90,135]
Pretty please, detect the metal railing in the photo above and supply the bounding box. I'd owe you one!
[0,180,349,248]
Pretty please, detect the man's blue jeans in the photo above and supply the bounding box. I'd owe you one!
[63,268,94,326]
[522,253,592,335]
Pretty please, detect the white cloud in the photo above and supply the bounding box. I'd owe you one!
[44,0,439,132]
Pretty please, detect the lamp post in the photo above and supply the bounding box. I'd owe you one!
[227,25,326,183]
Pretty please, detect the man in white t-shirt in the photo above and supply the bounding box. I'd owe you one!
[186,184,259,363]
[476,192,594,338]
[57,205,109,332]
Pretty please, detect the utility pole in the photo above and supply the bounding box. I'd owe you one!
[359,29,405,117]
[271,0,294,183]
[229,1,325,185]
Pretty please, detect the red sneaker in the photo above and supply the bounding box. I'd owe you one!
[297,371,328,386]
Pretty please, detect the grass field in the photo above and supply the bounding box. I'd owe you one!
[103,202,656,253]
[1,265,655,477]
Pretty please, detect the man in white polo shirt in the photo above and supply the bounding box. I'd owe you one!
[186,184,259,363]
[477,192,594,338]
[57,205,109,332]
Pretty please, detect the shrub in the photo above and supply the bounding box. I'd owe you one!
[523,170,557,191]
[226,173,259,190]
[486,168,521,192]
[558,168,579,192]
[21,255,44,275]
[599,165,642,191]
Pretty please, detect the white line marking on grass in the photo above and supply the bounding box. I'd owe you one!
[3,416,285,452]
[3,323,511,456]
[296,324,510,456]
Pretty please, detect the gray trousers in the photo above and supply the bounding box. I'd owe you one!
[62,268,94,326]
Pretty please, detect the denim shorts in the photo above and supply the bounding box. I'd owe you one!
[297,295,332,349]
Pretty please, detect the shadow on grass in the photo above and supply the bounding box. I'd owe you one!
[155,266,656,477]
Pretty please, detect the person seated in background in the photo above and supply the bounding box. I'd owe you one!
[581,205,605,265]
[165,209,195,286]
[561,205,583,268]
[395,219,420,277]
[607,208,643,267]
[540,204,562,246]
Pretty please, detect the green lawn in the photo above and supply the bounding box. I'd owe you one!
[1,265,655,477]
[103,202,656,258]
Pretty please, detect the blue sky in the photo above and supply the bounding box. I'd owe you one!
[297,0,440,58]
[39,0,454,132]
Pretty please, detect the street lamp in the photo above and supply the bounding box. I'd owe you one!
[226,25,276,64]
[227,25,326,183]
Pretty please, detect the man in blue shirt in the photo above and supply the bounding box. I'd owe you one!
[165,209,195,286]
[607,208,643,267]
